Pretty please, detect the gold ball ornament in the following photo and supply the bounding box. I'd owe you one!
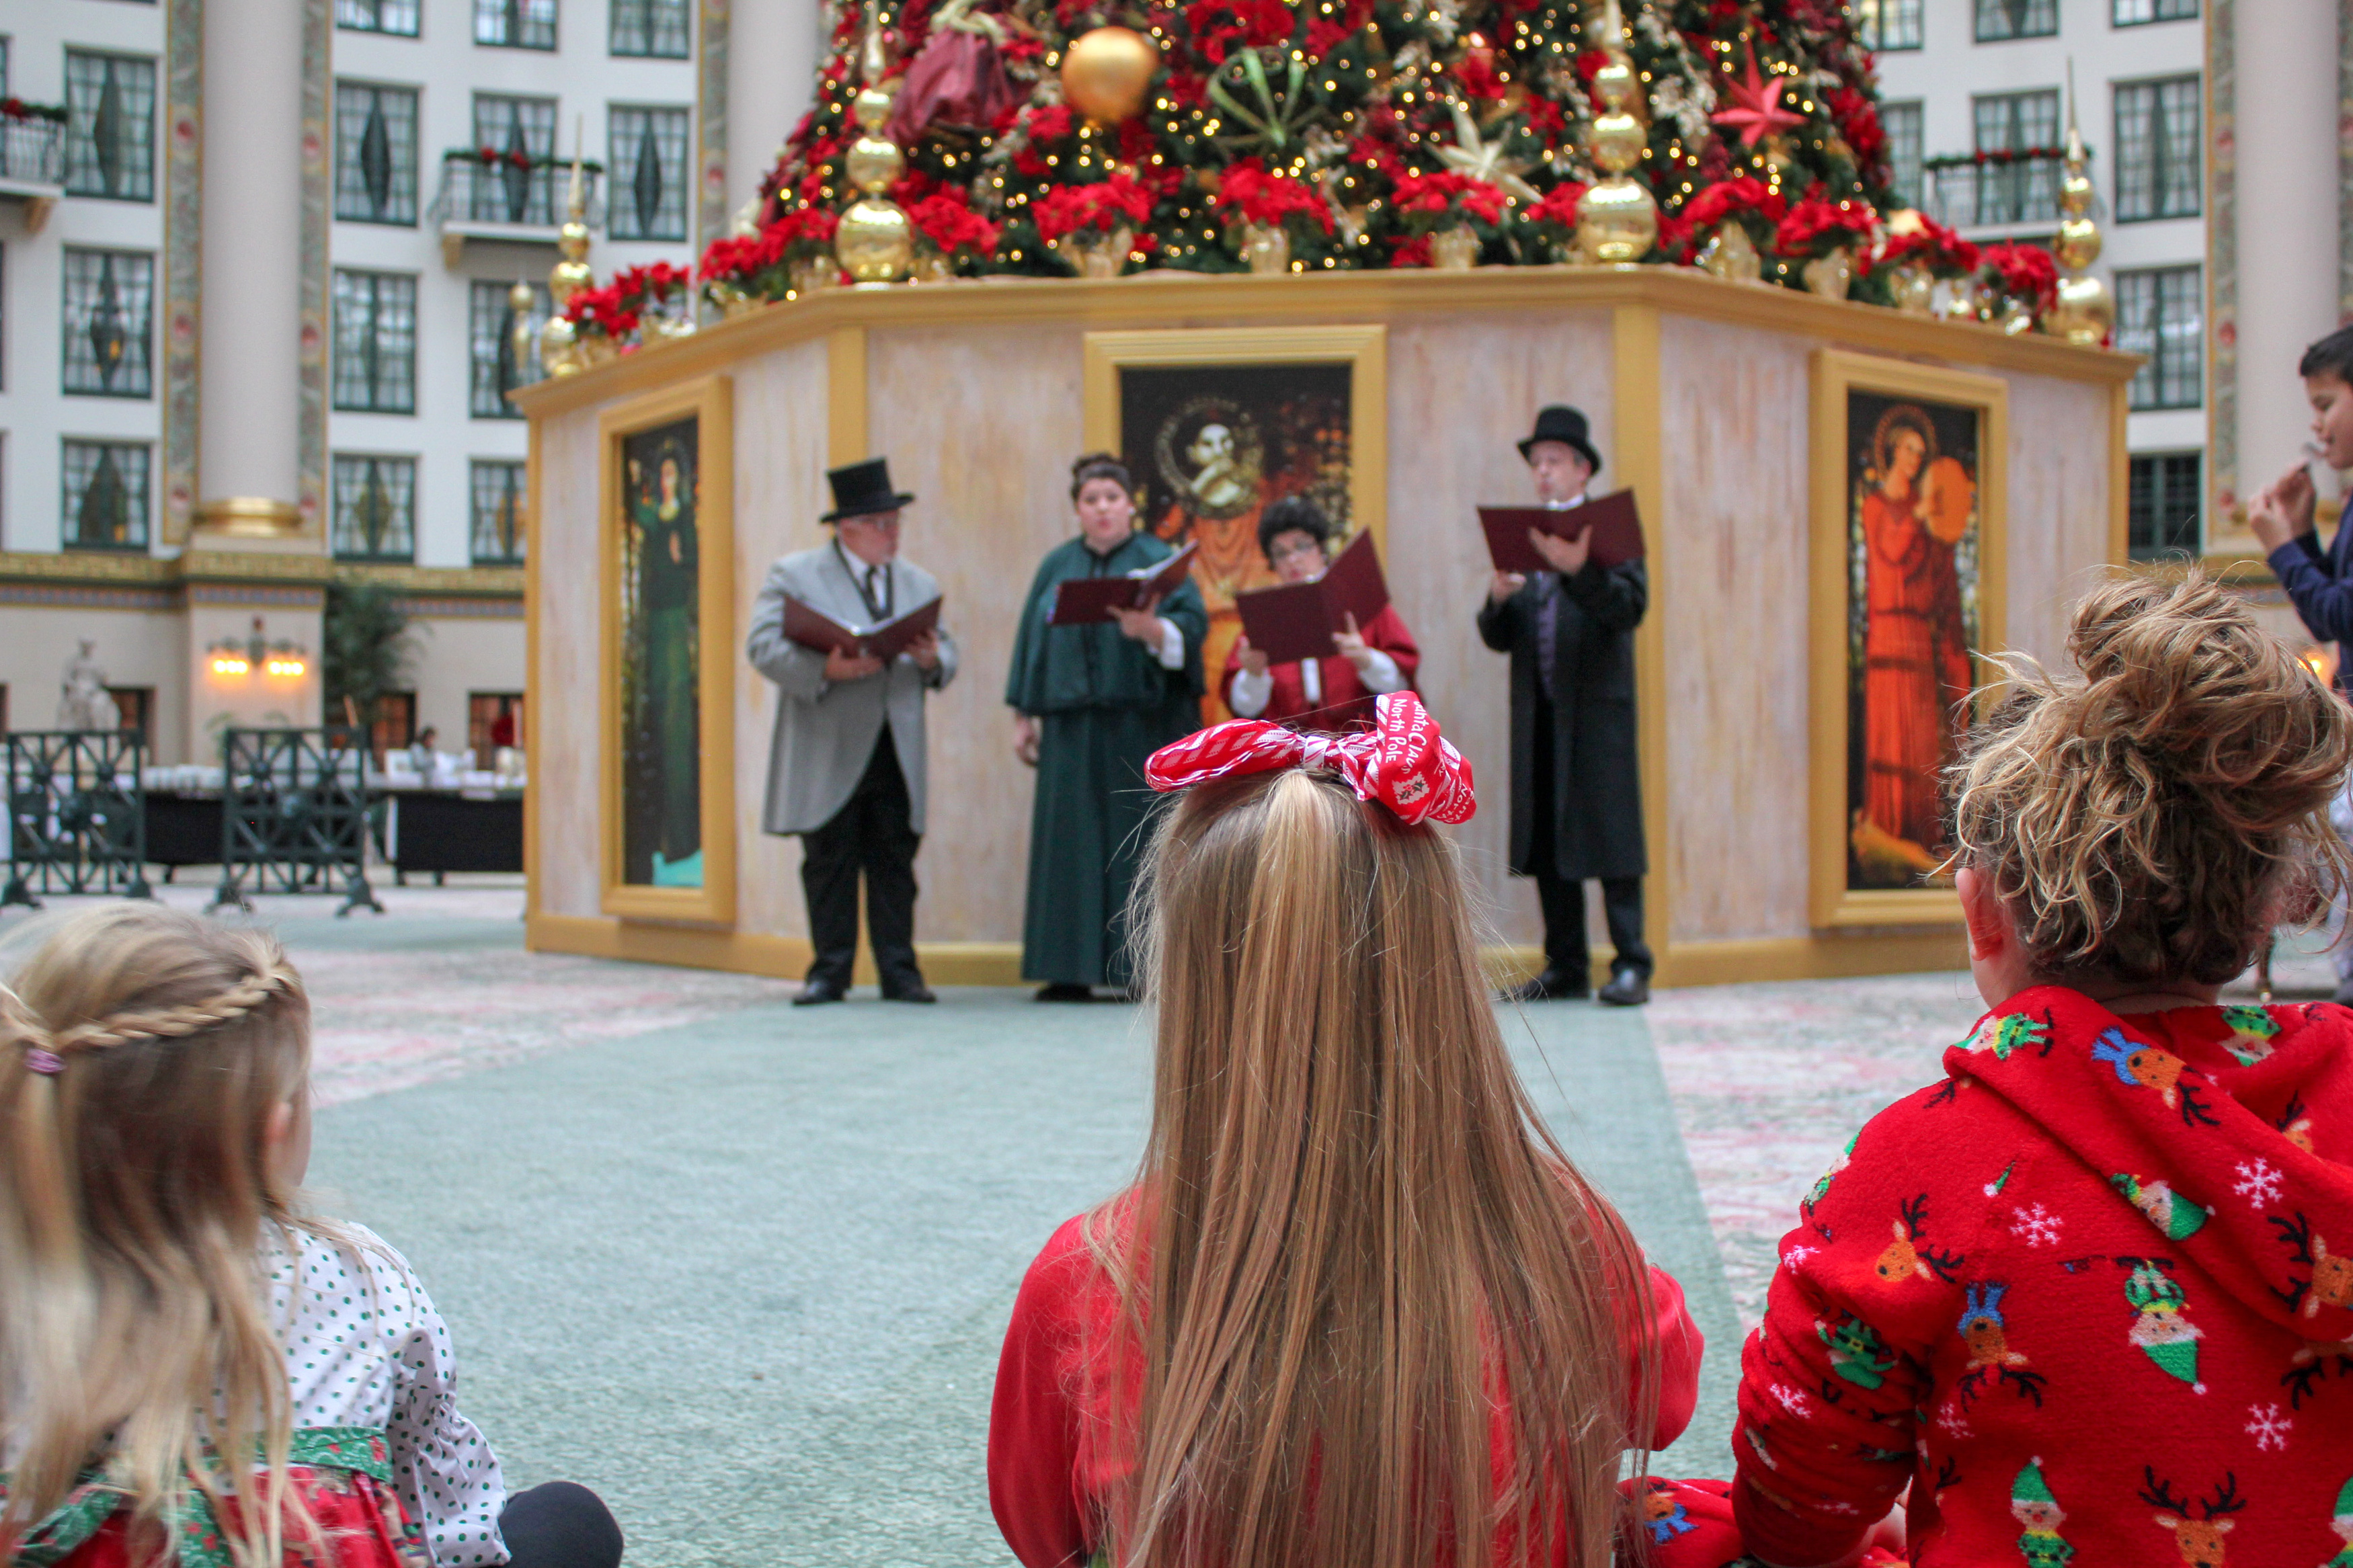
[1060,27,1158,124]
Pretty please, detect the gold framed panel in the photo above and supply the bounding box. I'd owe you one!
[597,374,738,925]
[1082,326,1386,720]
[1810,349,2008,929]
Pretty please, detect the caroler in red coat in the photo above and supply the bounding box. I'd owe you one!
[1734,574,2353,1568]
[1224,495,1419,735]
[987,694,1714,1568]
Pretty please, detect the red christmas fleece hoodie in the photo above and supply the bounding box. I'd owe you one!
[1732,988,2353,1568]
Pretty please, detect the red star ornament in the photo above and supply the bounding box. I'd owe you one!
[1711,44,1803,149]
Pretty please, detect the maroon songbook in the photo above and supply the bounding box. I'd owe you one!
[1478,489,1646,575]
[781,594,943,660]
[1047,541,1199,625]
[1234,531,1392,666]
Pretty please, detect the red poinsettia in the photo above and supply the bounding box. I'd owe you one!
[1389,168,1509,228]
[1453,48,1507,103]
[1681,175,1786,235]
[1773,195,1876,259]
[563,283,638,340]
[1183,0,1293,65]
[1827,85,1884,168]
[1873,214,1979,278]
[1977,241,2058,309]
[907,190,1002,259]
[1012,104,1078,177]
[1211,161,1333,233]
[1519,180,1588,247]
[610,261,691,311]
[1032,174,1156,242]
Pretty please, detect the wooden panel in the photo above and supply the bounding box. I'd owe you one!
[533,411,605,919]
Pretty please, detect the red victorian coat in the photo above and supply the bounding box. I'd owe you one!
[1218,604,1421,735]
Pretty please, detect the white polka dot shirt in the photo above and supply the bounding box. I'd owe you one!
[264,1223,510,1567]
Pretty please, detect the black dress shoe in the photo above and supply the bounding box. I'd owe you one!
[1035,982,1094,1002]
[793,977,848,1006]
[883,982,937,1003]
[1503,967,1590,1003]
[1598,966,1651,1007]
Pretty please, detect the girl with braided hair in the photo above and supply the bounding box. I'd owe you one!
[0,904,621,1568]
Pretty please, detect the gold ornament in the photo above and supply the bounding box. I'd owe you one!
[542,137,593,376]
[1435,100,1542,206]
[1062,27,1158,125]
[507,280,537,380]
[2042,66,2112,347]
[1801,247,1853,300]
[1429,224,1481,270]
[1696,221,1761,284]
[1574,0,1657,265]
[834,11,916,285]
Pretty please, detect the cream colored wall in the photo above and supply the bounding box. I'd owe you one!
[535,411,608,921]
[406,616,528,756]
[184,602,324,749]
[0,606,190,758]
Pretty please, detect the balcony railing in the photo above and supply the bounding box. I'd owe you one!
[0,115,66,231]
[1923,151,2066,232]
[428,151,602,265]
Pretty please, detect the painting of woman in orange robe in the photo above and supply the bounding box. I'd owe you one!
[1847,397,1979,889]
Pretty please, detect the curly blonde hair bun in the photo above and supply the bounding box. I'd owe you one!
[1949,571,2353,985]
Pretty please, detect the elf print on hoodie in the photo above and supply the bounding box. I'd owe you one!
[1732,989,2353,1568]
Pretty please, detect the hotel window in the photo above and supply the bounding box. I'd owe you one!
[106,687,154,747]
[477,0,557,50]
[334,81,420,225]
[2114,0,2195,22]
[610,0,689,57]
[2114,76,2200,221]
[370,691,417,760]
[2127,452,2202,559]
[472,95,557,223]
[469,692,524,757]
[1972,89,2061,226]
[64,51,155,202]
[607,106,689,241]
[331,454,417,562]
[2115,265,2202,410]
[471,459,528,564]
[62,248,153,399]
[1856,0,1923,50]
[61,440,150,552]
[470,280,548,418]
[337,0,421,34]
[1975,0,2057,39]
[1880,101,1924,206]
[332,269,417,414]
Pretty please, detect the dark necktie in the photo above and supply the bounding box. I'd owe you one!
[862,564,890,621]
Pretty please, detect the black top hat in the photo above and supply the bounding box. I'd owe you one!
[1517,405,1603,475]
[822,457,916,522]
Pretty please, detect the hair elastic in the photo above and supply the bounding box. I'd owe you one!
[25,1046,63,1076]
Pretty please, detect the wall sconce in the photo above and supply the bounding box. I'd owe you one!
[207,616,309,682]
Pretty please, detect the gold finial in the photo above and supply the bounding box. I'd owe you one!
[2044,59,2113,345]
[541,116,594,374]
[1575,0,1657,264]
[836,4,916,284]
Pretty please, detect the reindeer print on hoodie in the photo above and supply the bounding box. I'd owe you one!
[1732,989,2353,1568]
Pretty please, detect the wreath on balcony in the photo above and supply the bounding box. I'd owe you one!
[0,97,68,125]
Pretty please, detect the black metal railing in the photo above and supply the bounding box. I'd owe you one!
[1,730,150,909]
[212,728,384,917]
[0,116,65,186]
[431,152,601,230]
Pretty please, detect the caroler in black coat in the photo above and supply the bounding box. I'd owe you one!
[1476,404,1652,1005]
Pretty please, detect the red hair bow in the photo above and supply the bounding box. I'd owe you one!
[1144,692,1476,826]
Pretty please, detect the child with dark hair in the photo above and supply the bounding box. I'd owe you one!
[2251,322,2353,1003]
[1223,496,1421,734]
[1730,574,2353,1567]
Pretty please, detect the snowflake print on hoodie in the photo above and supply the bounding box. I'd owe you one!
[1734,989,2353,1568]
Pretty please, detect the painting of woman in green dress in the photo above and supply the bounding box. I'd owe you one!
[620,418,703,887]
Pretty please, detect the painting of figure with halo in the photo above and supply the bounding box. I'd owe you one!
[619,417,703,889]
[1844,389,1983,891]
[1117,362,1353,721]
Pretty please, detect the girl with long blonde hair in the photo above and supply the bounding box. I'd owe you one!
[0,903,621,1568]
[988,693,1709,1568]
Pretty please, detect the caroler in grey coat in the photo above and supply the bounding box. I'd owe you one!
[746,543,959,837]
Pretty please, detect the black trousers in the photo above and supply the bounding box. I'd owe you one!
[1529,695,1652,980]
[799,727,924,992]
[502,1481,624,1568]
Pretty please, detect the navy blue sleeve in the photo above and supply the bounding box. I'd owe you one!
[2268,540,2353,643]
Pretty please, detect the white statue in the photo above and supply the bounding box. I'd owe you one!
[57,639,120,731]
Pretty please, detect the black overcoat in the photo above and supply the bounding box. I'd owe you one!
[1475,561,1648,880]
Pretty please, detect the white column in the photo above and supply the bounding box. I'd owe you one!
[197,0,304,515]
[2229,1,2341,507]
[727,0,824,216]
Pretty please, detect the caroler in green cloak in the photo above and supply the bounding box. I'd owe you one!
[1006,452,1207,998]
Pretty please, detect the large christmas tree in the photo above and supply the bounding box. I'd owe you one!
[703,0,1938,294]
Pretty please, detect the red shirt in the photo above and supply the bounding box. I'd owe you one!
[988,1202,1704,1568]
[1735,991,2353,1567]
[1220,604,1422,735]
